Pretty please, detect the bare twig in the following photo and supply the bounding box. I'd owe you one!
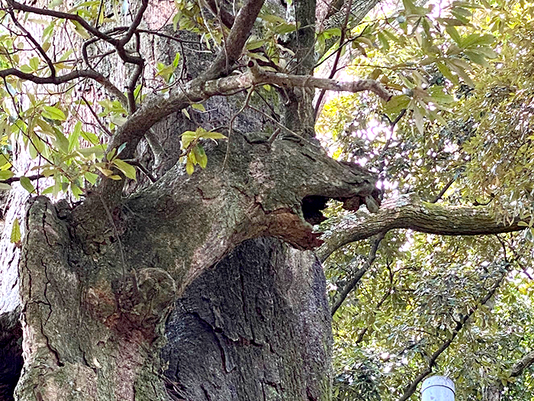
[6,0,119,45]
[314,0,353,118]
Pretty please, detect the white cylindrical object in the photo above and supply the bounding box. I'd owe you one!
[421,376,455,401]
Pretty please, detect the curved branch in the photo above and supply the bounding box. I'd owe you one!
[318,193,526,262]
[6,0,119,46]
[510,350,534,378]
[0,67,126,103]
[331,231,385,316]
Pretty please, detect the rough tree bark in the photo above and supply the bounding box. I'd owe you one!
[0,0,384,400]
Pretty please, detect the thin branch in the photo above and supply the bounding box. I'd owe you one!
[126,160,156,183]
[126,32,144,113]
[0,68,126,101]
[7,8,56,77]
[1,174,44,185]
[331,231,386,316]
[119,0,148,47]
[430,175,457,203]
[80,95,113,137]
[314,0,353,118]
[6,0,119,46]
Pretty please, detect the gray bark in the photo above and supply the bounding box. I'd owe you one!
[163,238,332,401]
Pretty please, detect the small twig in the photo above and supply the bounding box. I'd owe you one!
[223,87,254,169]
[126,160,157,183]
[80,95,113,137]
[430,175,456,203]
[314,0,353,118]
[1,173,44,185]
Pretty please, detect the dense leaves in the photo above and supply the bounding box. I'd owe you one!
[319,0,534,400]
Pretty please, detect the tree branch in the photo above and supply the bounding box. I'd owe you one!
[107,65,391,164]
[0,68,126,102]
[318,193,527,262]
[204,0,235,29]
[6,0,119,46]
[331,231,385,316]
[202,0,266,80]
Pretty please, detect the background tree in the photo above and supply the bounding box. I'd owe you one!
[315,1,534,399]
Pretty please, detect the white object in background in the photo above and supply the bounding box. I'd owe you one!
[421,376,455,401]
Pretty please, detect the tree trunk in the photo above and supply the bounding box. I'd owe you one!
[163,238,332,400]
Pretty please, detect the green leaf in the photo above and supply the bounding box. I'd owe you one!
[84,171,99,184]
[42,105,66,121]
[70,183,83,198]
[54,130,70,153]
[465,50,489,67]
[10,218,21,245]
[275,22,298,35]
[200,131,227,140]
[191,103,206,112]
[0,170,14,180]
[186,157,195,175]
[461,33,495,48]
[446,25,462,45]
[172,52,181,68]
[78,146,105,158]
[29,57,40,71]
[428,86,455,104]
[0,183,11,191]
[383,95,410,116]
[20,176,36,194]
[81,131,100,145]
[116,142,127,156]
[69,121,82,152]
[476,46,498,59]
[246,39,265,50]
[113,159,137,180]
[193,144,207,169]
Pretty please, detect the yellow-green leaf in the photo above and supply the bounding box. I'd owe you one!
[113,159,137,180]
[0,170,13,180]
[191,103,206,112]
[186,158,194,175]
[10,218,21,245]
[43,105,66,121]
[200,131,227,140]
[20,177,36,194]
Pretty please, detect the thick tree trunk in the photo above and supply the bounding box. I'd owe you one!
[12,123,375,400]
[163,238,332,400]
[0,0,386,399]
[11,191,335,400]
